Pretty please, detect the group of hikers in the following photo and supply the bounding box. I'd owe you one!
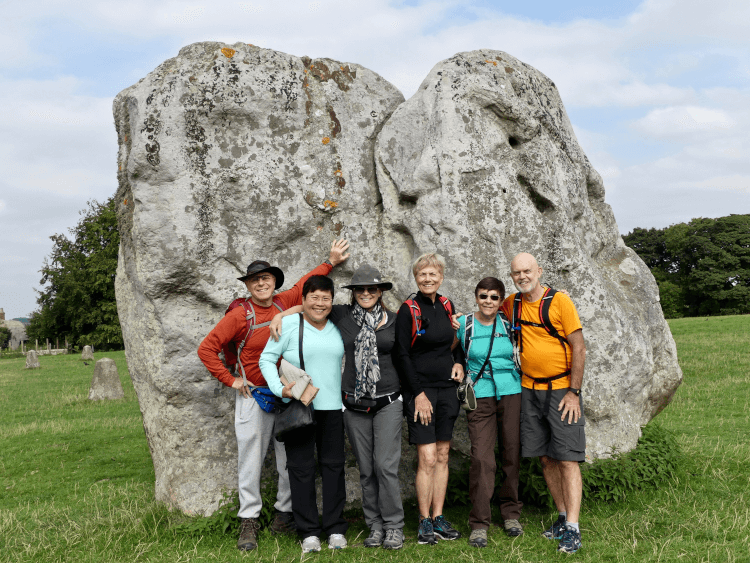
[198,239,586,555]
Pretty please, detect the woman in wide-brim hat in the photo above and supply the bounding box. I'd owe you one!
[270,264,406,550]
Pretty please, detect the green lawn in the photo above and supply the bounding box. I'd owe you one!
[1,315,749,562]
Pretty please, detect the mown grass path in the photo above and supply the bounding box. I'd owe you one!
[1,315,749,562]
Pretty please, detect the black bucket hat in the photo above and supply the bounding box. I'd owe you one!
[342,264,393,291]
[238,260,285,289]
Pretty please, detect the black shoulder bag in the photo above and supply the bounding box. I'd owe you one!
[274,314,315,442]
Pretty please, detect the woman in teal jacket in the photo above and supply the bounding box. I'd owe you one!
[455,277,523,548]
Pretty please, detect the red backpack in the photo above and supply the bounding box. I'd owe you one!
[222,297,285,372]
[405,294,454,346]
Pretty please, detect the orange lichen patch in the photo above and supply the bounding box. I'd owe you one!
[221,47,236,58]
[304,69,308,73]
[322,137,330,145]
[484,59,497,66]
[124,135,128,142]
[334,169,342,177]
[310,64,314,69]
[323,200,338,208]
[316,225,324,230]
[123,199,128,205]
[247,43,254,46]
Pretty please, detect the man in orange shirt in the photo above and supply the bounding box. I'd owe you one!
[198,239,350,552]
[501,253,586,555]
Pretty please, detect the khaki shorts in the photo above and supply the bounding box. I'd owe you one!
[520,387,586,462]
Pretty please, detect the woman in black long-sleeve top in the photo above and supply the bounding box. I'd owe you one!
[393,252,465,546]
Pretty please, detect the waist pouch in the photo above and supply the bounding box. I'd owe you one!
[342,391,400,415]
[250,387,277,413]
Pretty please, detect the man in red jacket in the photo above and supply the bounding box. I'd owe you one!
[198,239,350,551]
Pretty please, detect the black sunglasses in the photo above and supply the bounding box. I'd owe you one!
[478,293,500,301]
[353,286,380,295]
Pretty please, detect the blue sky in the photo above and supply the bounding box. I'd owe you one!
[1,0,748,319]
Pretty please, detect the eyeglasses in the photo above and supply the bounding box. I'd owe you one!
[478,294,500,301]
[248,274,274,285]
[353,287,380,295]
[306,295,332,303]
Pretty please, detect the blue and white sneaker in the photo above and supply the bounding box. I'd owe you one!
[417,517,438,545]
[432,515,461,540]
[557,527,582,554]
[542,515,566,540]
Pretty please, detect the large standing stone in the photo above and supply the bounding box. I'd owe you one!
[375,49,682,459]
[88,358,125,401]
[114,43,681,515]
[25,350,40,369]
[81,346,94,361]
[114,42,404,515]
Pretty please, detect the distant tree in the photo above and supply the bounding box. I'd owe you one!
[0,327,11,349]
[624,215,750,318]
[26,197,123,350]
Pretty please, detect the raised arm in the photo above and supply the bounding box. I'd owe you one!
[269,305,303,341]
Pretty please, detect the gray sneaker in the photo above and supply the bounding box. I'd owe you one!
[301,536,321,553]
[364,529,384,548]
[504,519,524,537]
[468,528,487,548]
[328,533,347,550]
[382,529,404,550]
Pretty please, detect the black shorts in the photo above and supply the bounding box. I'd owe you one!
[404,387,460,445]
[520,387,586,462]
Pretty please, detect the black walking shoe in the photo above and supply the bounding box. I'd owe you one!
[268,510,297,535]
[237,517,260,551]
[432,515,461,540]
[417,516,438,545]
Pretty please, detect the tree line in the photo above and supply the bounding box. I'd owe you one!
[27,197,123,350]
[623,214,750,318]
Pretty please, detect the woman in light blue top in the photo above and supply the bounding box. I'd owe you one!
[455,277,523,547]
[259,275,347,553]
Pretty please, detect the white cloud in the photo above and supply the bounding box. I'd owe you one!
[0,199,5,213]
[633,106,735,139]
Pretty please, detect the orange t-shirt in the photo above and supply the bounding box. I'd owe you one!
[501,291,582,390]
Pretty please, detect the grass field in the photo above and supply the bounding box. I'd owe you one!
[1,315,749,562]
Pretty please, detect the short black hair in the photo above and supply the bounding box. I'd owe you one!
[474,277,505,300]
[302,275,334,299]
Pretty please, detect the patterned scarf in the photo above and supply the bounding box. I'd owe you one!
[352,302,384,401]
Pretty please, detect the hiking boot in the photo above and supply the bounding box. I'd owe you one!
[237,517,260,551]
[417,516,438,545]
[542,515,566,540]
[432,515,461,540]
[327,533,347,550]
[301,536,321,553]
[504,519,524,537]
[269,510,297,535]
[383,529,404,550]
[557,527,582,554]
[363,529,384,548]
[468,528,487,548]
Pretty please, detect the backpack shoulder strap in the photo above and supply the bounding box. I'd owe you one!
[272,297,285,313]
[405,295,422,347]
[438,295,453,318]
[464,313,474,359]
[539,288,568,345]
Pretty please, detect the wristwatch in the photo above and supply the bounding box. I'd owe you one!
[324,259,333,266]
[569,387,581,396]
